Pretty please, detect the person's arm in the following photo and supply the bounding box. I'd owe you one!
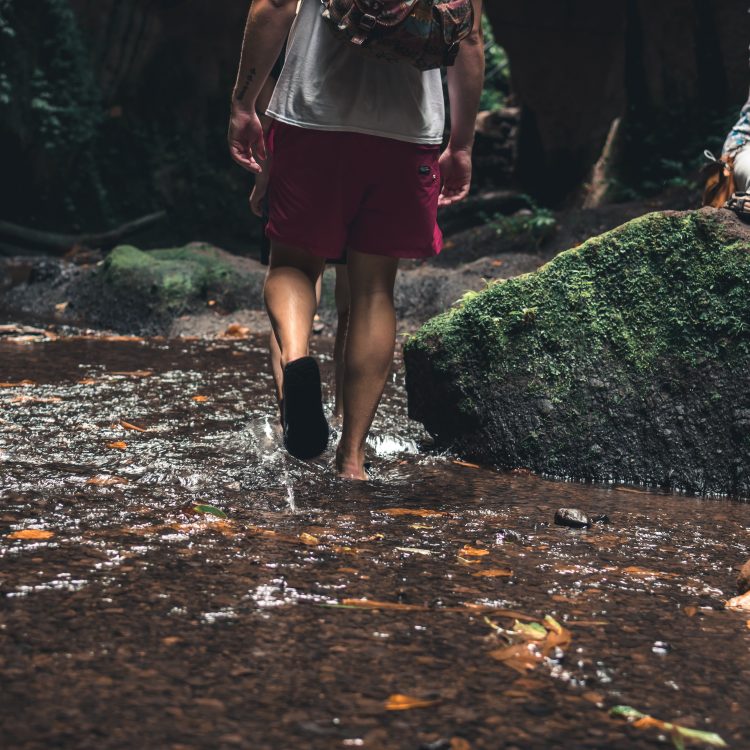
[439,0,485,207]
[228,0,297,173]
[249,75,277,217]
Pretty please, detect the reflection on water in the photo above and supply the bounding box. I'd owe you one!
[0,335,749,749]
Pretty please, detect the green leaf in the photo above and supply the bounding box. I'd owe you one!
[610,705,647,720]
[674,727,727,748]
[513,620,547,640]
[193,504,227,519]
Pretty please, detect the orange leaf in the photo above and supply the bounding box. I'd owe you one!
[385,694,438,711]
[86,475,128,486]
[381,508,446,518]
[8,529,54,540]
[473,568,513,578]
[726,591,750,611]
[77,378,97,385]
[192,395,209,403]
[222,323,251,339]
[0,380,35,388]
[299,532,320,546]
[459,545,489,557]
[341,598,426,612]
[120,420,146,432]
[107,441,127,450]
[453,460,480,469]
[489,643,540,674]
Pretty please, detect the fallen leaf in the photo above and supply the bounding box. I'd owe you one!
[192,395,209,402]
[384,694,438,711]
[396,547,434,556]
[110,370,152,378]
[472,568,513,578]
[7,529,54,540]
[193,504,227,519]
[0,380,35,388]
[513,620,547,640]
[107,441,127,450]
[55,301,69,313]
[77,378,97,385]
[86,475,128,486]
[622,566,676,579]
[610,706,727,749]
[381,508,446,518]
[450,740,471,750]
[222,323,251,339]
[120,420,147,432]
[340,598,426,612]
[453,460,480,469]
[459,545,489,557]
[162,636,182,646]
[726,591,750,611]
[9,395,61,404]
[457,556,483,565]
[683,606,698,617]
[299,532,320,546]
[489,643,539,674]
[101,335,144,343]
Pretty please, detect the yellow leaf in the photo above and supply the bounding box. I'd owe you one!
[473,568,513,578]
[459,545,489,557]
[107,441,127,450]
[381,508,446,518]
[299,532,319,546]
[192,395,209,402]
[384,694,438,711]
[8,529,54,540]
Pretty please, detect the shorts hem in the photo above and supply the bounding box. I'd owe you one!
[265,227,345,262]
[348,244,442,260]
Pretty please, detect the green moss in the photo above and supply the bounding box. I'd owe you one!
[408,212,750,401]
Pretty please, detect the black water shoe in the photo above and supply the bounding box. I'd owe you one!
[282,356,329,460]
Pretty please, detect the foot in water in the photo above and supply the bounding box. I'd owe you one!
[282,356,329,460]
[335,445,368,481]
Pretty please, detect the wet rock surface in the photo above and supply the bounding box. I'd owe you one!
[1,334,750,749]
[404,208,750,497]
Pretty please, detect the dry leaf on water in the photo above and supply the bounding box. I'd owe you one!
[459,545,489,557]
[110,370,152,378]
[7,529,54,540]
[78,378,97,385]
[341,598,426,612]
[107,441,127,450]
[453,459,480,469]
[0,380,35,388]
[299,532,320,546]
[473,568,513,578]
[610,706,727,749]
[86,475,128,486]
[120,420,147,433]
[222,323,251,339]
[384,694,438,711]
[9,395,61,404]
[726,591,750,611]
[488,615,572,674]
[192,395,209,402]
[381,508,446,518]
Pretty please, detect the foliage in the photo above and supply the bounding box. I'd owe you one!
[485,200,558,247]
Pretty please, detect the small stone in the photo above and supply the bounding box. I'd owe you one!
[554,508,591,529]
[590,513,610,524]
[737,559,750,594]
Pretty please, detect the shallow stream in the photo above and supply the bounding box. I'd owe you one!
[1,334,749,749]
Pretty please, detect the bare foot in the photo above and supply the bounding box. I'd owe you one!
[335,446,368,481]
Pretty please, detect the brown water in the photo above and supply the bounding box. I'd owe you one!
[1,334,749,750]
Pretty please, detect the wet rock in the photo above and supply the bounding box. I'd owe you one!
[554,508,591,529]
[404,209,750,498]
[737,559,750,595]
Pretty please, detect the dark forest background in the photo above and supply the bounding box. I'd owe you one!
[1,0,749,253]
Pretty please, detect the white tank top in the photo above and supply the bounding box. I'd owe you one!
[266,0,445,145]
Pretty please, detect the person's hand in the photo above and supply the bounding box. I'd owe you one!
[228,104,266,174]
[249,153,271,217]
[438,146,473,207]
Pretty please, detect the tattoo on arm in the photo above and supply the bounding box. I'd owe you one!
[235,67,257,101]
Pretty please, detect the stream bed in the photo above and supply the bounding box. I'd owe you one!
[0,334,749,749]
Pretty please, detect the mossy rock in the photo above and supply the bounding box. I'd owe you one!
[92,243,266,332]
[404,208,750,497]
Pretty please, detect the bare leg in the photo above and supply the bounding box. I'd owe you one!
[269,272,323,410]
[336,251,399,480]
[333,264,350,419]
[265,242,326,372]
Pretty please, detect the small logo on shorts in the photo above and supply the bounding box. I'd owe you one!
[419,165,431,175]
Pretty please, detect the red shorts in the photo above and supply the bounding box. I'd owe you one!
[266,121,443,260]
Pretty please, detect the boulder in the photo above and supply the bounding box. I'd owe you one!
[81,242,267,333]
[404,208,750,497]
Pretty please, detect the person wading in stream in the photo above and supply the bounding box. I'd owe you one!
[228,0,484,479]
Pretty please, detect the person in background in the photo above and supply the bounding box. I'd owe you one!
[228,0,484,479]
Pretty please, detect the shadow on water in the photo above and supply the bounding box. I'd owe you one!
[0,334,749,749]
